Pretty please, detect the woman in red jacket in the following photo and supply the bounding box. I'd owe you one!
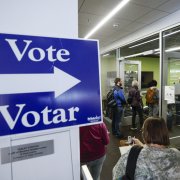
[80,122,110,180]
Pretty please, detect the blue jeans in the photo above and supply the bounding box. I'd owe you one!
[112,106,123,135]
[85,154,106,180]
[149,104,159,117]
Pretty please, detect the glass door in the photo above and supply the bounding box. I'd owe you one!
[119,60,141,96]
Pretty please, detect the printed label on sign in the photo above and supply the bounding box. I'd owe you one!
[1,140,54,164]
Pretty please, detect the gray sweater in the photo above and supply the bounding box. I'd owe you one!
[113,145,180,180]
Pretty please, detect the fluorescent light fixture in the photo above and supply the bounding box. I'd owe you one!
[165,46,180,52]
[142,50,154,55]
[103,53,110,57]
[128,29,180,49]
[122,49,158,59]
[123,52,144,59]
[154,52,160,54]
[129,37,159,48]
[154,48,159,52]
[84,0,130,39]
[164,29,180,37]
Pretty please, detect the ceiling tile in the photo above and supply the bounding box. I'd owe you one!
[78,24,92,37]
[136,10,169,24]
[93,28,117,37]
[114,2,152,21]
[123,21,146,32]
[157,0,180,13]
[79,0,120,16]
[108,32,132,43]
[79,13,103,27]
[132,0,169,8]
[78,0,84,9]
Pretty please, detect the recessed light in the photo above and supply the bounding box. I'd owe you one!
[113,23,119,28]
[103,53,110,57]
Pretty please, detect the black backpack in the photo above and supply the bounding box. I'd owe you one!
[106,89,116,107]
[106,88,126,107]
[122,145,143,180]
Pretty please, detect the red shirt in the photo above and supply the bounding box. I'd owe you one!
[80,122,110,163]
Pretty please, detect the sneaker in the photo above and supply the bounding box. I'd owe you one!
[130,127,137,130]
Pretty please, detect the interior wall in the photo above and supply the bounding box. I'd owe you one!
[0,0,78,38]
[0,0,80,180]
[101,55,116,98]
[129,57,160,88]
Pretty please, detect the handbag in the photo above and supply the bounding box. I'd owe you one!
[122,145,143,180]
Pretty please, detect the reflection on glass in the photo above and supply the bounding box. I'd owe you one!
[120,34,159,57]
[124,64,138,94]
[162,25,180,149]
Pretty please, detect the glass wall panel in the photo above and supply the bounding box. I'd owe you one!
[162,25,180,149]
[120,34,159,58]
[118,34,160,107]
[101,50,116,116]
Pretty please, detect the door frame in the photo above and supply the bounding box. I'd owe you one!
[119,60,141,92]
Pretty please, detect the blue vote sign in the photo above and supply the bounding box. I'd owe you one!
[0,33,102,136]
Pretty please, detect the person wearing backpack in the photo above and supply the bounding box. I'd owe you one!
[128,80,144,130]
[112,77,126,138]
[145,80,159,117]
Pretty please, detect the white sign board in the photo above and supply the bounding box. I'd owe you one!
[164,86,175,104]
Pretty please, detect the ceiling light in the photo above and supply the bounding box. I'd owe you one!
[128,29,180,49]
[122,49,158,59]
[123,52,145,58]
[154,48,159,52]
[164,29,180,37]
[165,46,180,52]
[129,37,159,48]
[103,53,110,57]
[154,52,160,54]
[113,23,120,28]
[84,0,130,39]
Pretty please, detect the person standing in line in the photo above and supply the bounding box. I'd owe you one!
[112,78,126,138]
[146,80,159,117]
[128,80,144,130]
[80,122,110,180]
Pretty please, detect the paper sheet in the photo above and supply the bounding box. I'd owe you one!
[119,146,132,155]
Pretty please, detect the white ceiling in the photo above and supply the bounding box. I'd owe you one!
[78,0,180,49]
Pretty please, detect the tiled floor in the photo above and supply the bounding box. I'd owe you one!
[100,116,180,180]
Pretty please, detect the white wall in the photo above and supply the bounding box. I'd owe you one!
[101,9,180,54]
[0,0,79,180]
[101,55,116,98]
[0,0,78,38]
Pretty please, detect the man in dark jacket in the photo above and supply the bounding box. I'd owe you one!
[112,78,126,138]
